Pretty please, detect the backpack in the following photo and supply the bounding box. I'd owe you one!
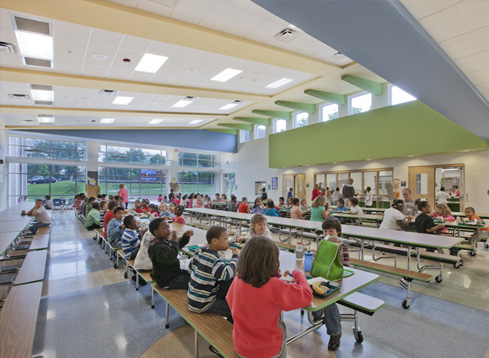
[310,239,344,281]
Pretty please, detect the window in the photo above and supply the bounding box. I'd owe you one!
[349,93,372,115]
[320,103,339,122]
[8,136,86,160]
[390,85,416,105]
[8,163,86,205]
[178,152,218,168]
[240,130,250,143]
[254,125,266,139]
[273,119,287,133]
[98,167,167,200]
[294,112,308,128]
[224,173,236,196]
[98,145,166,165]
[178,171,217,195]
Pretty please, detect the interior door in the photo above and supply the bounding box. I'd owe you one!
[283,174,295,199]
[408,166,435,207]
[295,174,306,200]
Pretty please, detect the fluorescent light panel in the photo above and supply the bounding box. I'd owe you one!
[189,120,203,125]
[112,96,134,105]
[100,118,116,124]
[135,53,168,73]
[37,115,54,123]
[31,89,54,101]
[266,78,293,89]
[211,68,242,82]
[219,103,239,110]
[15,31,53,60]
[172,99,193,108]
[148,119,164,124]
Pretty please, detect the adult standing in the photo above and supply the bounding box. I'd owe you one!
[118,184,129,209]
[311,184,320,201]
[261,187,268,202]
[402,188,417,216]
[380,200,413,231]
[27,199,51,234]
[342,179,355,200]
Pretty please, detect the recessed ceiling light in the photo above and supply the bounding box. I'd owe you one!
[149,119,164,124]
[92,53,108,60]
[332,162,337,164]
[31,89,54,102]
[172,97,194,108]
[219,101,241,110]
[366,159,372,161]
[100,118,116,124]
[37,115,54,123]
[408,155,414,157]
[186,68,198,73]
[189,120,203,125]
[462,149,470,152]
[211,68,242,82]
[266,78,293,89]
[112,96,133,105]
[15,31,53,60]
[135,53,168,73]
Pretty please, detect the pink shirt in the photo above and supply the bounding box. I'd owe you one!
[118,188,129,203]
[173,215,185,225]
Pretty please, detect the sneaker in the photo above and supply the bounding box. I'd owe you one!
[311,310,324,324]
[328,332,342,351]
[208,345,224,358]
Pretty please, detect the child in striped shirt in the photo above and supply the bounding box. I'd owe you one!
[187,226,238,322]
[99,201,107,229]
[121,215,142,260]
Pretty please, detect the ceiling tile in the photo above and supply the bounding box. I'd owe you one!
[146,41,179,57]
[54,60,84,75]
[198,2,243,32]
[136,0,174,17]
[466,67,489,86]
[54,38,86,62]
[170,0,216,24]
[54,20,91,42]
[0,53,23,68]
[440,25,489,60]
[419,1,489,42]
[129,71,155,82]
[84,44,118,66]
[218,0,250,10]
[82,64,109,77]
[455,49,489,75]
[106,67,134,80]
[0,27,17,44]
[244,19,286,43]
[89,27,124,48]
[400,0,462,20]
[223,10,266,37]
[119,34,152,53]
[111,48,143,70]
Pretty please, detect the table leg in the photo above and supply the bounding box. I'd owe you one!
[194,330,199,358]
[165,302,170,329]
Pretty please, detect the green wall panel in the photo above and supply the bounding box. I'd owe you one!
[269,101,488,168]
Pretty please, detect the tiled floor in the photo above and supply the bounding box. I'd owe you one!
[32,212,489,358]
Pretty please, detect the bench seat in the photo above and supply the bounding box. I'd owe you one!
[152,285,237,358]
[14,249,48,286]
[0,281,43,358]
[372,243,461,263]
[338,292,385,316]
[29,234,50,251]
[350,258,432,282]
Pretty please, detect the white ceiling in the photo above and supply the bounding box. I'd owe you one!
[400,0,489,102]
[106,0,353,66]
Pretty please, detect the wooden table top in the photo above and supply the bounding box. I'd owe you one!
[0,231,21,256]
[0,281,43,358]
[0,221,31,233]
[331,212,384,221]
[14,250,48,286]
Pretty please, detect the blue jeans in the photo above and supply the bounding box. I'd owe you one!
[30,222,50,235]
[312,303,342,336]
[205,279,233,322]
[167,270,190,289]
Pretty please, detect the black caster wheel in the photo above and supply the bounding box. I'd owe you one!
[151,305,155,309]
[93,236,97,241]
[435,275,443,283]
[484,243,488,249]
[469,250,477,257]
[124,271,128,279]
[353,329,364,343]
[165,324,170,329]
[454,261,462,269]
[113,262,119,269]
[402,299,411,309]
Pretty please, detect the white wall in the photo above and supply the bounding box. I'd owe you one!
[0,125,7,211]
[222,137,489,212]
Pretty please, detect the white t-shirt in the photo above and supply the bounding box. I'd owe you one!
[350,205,364,215]
[45,199,53,208]
[365,193,373,207]
[134,230,154,271]
[436,192,450,204]
[380,208,405,231]
[35,206,51,224]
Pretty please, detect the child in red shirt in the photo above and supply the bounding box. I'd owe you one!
[238,197,250,213]
[103,200,118,239]
[226,236,313,358]
[172,205,186,225]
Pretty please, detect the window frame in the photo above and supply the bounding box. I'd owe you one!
[293,111,309,129]
[273,118,287,133]
[319,103,339,122]
[239,130,250,143]
[348,92,372,115]
[254,124,266,140]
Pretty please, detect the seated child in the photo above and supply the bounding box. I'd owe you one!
[74,194,82,212]
[148,218,193,289]
[117,196,125,208]
[290,198,305,220]
[84,202,101,231]
[349,198,364,214]
[227,236,313,358]
[228,195,238,212]
[251,198,264,214]
[134,229,155,272]
[465,207,489,246]
[45,195,53,210]
[121,215,142,260]
[168,202,176,218]
[332,187,342,205]
[300,199,310,212]
[238,197,250,213]
[188,226,238,322]
[239,213,272,242]
[147,204,159,218]
[172,205,186,224]
[159,202,171,218]
[195,195,204,208]
[204,197,212,209]
[163,195,168,202]
[86,197,96,214]
[334,198,349,213]
[311,217,350,351]
[287,197,293,209]
[214,193,221,202]
[278,197,286,209]
[415,201,445,234]
[107,207,125,248]
[431,204,455,221]
[158,194,163,203]
[263,199,280,217]
[81,197,88,217]
[221,194,228,202]
[140,200,149,213]
[99,201,107,229]
[103,200,118,240]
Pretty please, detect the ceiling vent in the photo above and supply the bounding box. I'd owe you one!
[99,89,118,96]
[274,25,303,42]
[20,119,38,125]
[0,41,16,55]
[8,93,30,100]
[184,96,195,100]
[146,0,178,7]
[14,16,50,35]
[35,101,53,105]
[31,84,53,91]
[24,57,52,68]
